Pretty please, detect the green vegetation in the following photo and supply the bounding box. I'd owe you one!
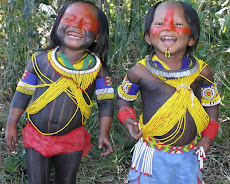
[0,0,229,183]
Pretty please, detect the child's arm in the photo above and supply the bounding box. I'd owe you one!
[97,99,114,156]
[117,98,143,140]
[98,115,113,156]
[195,105,219,154]
[6,57,36,152]
[116,66,143,140]
[6,92,32,151]
[97,98,113,157]
[195,65,220,154]
[95,67,114,156]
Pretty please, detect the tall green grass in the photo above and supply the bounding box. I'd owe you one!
[0,0,229,183]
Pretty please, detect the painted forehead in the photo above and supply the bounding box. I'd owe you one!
[155,2,184,18]
[66,2,98,17]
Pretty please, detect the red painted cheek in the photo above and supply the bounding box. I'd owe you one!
[150,26,161,38]
[85,21,98,36]
[175,27,191,35]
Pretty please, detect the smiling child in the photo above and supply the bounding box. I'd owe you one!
[5,1,114,183]
[117,1,221,183]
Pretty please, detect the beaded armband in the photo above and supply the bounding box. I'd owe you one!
[95,76,114,100]
[117,75,140,101]
[201,83,221,106]
[16,70,37,95]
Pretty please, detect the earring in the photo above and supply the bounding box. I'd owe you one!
[165,49,170,58]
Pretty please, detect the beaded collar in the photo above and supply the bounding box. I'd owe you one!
[49,46,101,75]
[145,53,199,78]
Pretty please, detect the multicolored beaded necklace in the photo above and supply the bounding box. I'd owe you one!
[145,54,199,79]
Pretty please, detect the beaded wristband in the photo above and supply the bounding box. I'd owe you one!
[202,121,219,140]
[117,107,137,125]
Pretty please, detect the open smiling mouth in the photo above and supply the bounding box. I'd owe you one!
[161,36,177,44]
[67,32,83,40]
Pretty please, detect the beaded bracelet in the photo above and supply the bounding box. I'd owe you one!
[117,107,137,125]
[202,121,219,140]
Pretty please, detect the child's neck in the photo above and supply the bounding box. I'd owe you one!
[156,53,184,70]
[59,47,87,65]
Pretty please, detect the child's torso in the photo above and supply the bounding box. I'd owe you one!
[30,52,96,135]
[131,63,204,146]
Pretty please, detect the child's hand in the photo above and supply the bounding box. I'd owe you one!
[5,125,18,152]
[125,118,143,140]
[194,136,212,154]
[98,133,113,157]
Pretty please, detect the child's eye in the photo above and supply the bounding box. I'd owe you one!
[64,17,74,22]
[157,22,163,25]
[175,23,183,26]
[83,20,92,26]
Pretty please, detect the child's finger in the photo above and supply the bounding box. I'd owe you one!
[100,142,113,156]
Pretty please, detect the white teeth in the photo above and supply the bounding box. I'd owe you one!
[162,36,176,39]
[68,33,83,39]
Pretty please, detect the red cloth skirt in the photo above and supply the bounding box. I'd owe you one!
[22,123,92,158]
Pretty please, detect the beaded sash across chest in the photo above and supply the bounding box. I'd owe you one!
[26,47,101,135]
[137,55,209,145]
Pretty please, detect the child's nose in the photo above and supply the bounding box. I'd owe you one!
[73,19,83,29]
[163,21,175,32]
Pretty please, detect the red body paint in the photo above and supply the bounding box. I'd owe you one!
[61,4,99,36]
[151,7,191,36]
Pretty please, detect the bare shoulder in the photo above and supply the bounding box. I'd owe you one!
[127,63,148,85]
[27,51,48,63]
[97,65,110,78]
[200,62,215,86]
[26,51,48,73]
[35,50,49,60]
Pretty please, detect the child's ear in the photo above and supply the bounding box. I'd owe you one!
[144,33,151,45]
[188,37,196,47]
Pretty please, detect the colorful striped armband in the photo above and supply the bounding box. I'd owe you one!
[201,83,221,106]
[202,121,219,140]
[95,76,114,100]
[16,70,37,95]
[117,75,140,101]
[117,107,137,125]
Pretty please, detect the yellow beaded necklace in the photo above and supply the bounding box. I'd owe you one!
[26,47,101,135]
[137,55,209,145]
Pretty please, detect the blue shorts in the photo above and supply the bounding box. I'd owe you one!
[127,149,203,184]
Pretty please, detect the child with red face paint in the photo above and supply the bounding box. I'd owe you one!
[5,1,114,183]
[117,1,220,184]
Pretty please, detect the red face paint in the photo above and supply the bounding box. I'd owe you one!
[60,3,99,36]
[151,6,191,36]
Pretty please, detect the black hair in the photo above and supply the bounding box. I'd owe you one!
[144,1,200,55]
[180,2,200,54]
[44,0,109,66]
